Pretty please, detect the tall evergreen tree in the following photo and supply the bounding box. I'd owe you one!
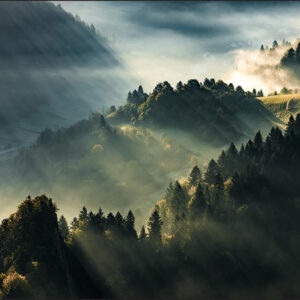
[139,225,147,241]
[190,183,207,217]
[188,165,201,186]
[58,215,69,239]
[204,159,219,184]
[70,217,79,231]
[125,210,137,238]
[79,206,88,222]
[147,207,162,246]
[169,181,187,215]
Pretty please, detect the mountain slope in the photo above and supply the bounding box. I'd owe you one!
[108,79,283,147]
[258,94,300,123]
[0,1,131,151]
[0,113,198,225]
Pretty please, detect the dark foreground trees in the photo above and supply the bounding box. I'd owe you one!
[0,114,300,298]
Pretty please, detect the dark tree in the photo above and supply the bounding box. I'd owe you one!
[169,181,187,215]
[139,225,147,241]
[189,183,207,217]
[125,210,137,238]
[272,40,279,49]
[70,217,79,231]
[147,207,162,246]
[188,165,201,186]
[58,215,69,239]
[79,206,88,222]
[204,159,219,184]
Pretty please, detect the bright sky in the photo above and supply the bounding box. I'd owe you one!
[56,1,300,92]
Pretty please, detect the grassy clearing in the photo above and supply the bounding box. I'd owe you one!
[258,94,300,122]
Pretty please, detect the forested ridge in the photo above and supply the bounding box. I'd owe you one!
[107,78,279,146]
[0,114,300,298]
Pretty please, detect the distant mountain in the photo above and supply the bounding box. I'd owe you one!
[0,1,132,151]
[107,79,282,147]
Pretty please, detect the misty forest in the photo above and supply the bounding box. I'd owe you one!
[1,1,300,299]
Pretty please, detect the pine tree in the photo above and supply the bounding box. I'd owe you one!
[213,173,225,219]
[260,44,264,51]
[204,159,219,184]
[272,40,279,49]
[286,115,296,136]
[147,207,162,246]
[138,85,144,95]
[58,215,69,239]
[176,81,184,92]
[125,210,137,239]
[70,217,79,231]
[165,182,174,202]
[188,165,201,186]
[115,212,124,228]
[107,212,116,228]
[139,225,147,241]
[79,206,88,222]
[254,130,263,152]
[169,181,187,215]
[190,183,207,217]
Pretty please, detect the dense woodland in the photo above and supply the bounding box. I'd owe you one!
[107,79,277,146]
[0,114,300,298]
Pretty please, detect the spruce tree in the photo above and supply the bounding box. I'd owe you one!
[147,207,162,246]
[125,210,137,239]
[188,165,201,186]
[139,225,147,241]
[58,215,69,239]
[204,159,219,184]
[190,183,207,217]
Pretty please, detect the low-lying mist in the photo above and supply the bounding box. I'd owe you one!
[226,39,300,94]
[0,114,219,228]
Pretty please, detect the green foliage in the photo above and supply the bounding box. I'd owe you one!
[58,215,69,240]
[109,78,276,146]
[1,114,300,298]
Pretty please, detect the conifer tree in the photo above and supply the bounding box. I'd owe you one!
[188,165,201,186]
[70,217,79,231]
[190,183,207,217]
[58,215,69,239]
[169,181,187,215]
[147,207,162,246]
[139,225,147,241]
[204,159,219,184]
[79,206,88,222]
[125,210,137,239]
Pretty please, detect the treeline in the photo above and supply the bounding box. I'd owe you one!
[108,78,274,146]
[280,41,300,68]
[260,39,291,52]
[0,115,300,298]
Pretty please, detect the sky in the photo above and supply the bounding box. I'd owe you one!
[56,1,300,93]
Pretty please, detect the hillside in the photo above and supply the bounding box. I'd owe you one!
[258,94,300,123]
[0,113,199,225]
[107,79,282,147]
[0,115,300,298]
[0,2,131,151]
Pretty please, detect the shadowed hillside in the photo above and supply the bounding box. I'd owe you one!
[0,1,132,151]
[107,79,282,147]
[258,94,300,123]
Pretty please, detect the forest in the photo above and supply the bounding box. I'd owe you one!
[0,115,299,298]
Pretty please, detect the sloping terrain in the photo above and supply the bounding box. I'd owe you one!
[258,94,300,123]
[0,2,131,151]
[108,80,283,147]
[0,113,198,225]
